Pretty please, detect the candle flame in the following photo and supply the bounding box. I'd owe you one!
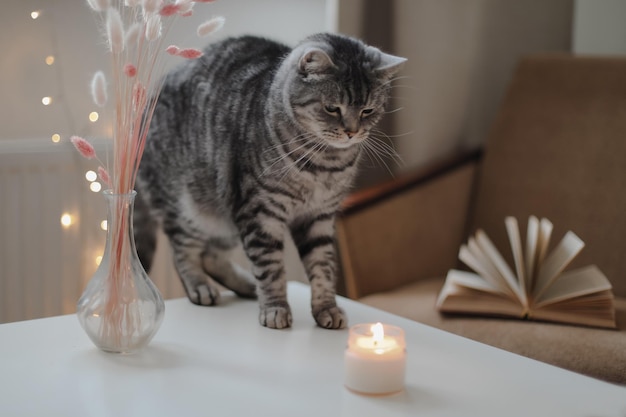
[371,322,384,344]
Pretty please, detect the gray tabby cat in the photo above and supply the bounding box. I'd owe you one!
[134,33,406,329]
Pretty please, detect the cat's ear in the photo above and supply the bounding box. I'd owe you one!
[298,48,335,75]
[370,48,407,76]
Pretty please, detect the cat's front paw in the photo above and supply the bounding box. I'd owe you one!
[187,282,221,306]
[259,304,292,329]
[313,305,347,329]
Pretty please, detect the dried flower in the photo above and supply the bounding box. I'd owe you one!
[197,16,225,37]
[175,0,194,14]
[160,3,180,16]
[73,0,223,194]
[124,64,137,77]
[91,71,107,107]
[166,45,180,55]
[98,166,112,187]
[132,82,147,112]
[70,136,96,160]
[142,0,161,15]
[86,0,110,12]
[106,8,125,53]
[125,23,142,48]
[177,48,203,59]
[145,14,162,41]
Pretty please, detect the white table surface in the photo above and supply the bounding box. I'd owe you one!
[0,281,624,417]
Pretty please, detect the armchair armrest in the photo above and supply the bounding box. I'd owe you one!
[336,151,481,299]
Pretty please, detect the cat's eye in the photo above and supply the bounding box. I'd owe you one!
[324,105,341,115]
[361,108,374,117]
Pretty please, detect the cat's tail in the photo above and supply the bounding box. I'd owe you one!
[133,190,158,273]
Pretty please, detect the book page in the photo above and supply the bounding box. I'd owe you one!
[475,230,525,302]
[531,289,616,329]
[524,216,539,294]
[460,238,515,297]
[533,231,585,300]
[505,217,528,308]
[436,278,525,318]
[444,269,504,293]
[534,265,612,307]
[535,218,553,274]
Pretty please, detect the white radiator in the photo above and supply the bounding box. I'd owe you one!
[0,139,183,324]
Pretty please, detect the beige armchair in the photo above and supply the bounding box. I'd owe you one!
[336,54,626,384]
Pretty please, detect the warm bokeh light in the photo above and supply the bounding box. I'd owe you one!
[42,96,52,106]
[31,10,41,19]
[60,213,73,228]
[89,111,99,122]
[45,55,55,65]
[89,182,102,192]
[85,170,97,182]
[95,255,102,266]
[51,134,60,143]
[100,220,108,231]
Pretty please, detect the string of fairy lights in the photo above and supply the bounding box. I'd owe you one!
[31,7,108,264]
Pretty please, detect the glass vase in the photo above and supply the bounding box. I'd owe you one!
[77,190,165,354]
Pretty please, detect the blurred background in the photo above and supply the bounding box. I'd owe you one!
[0,0,624,323]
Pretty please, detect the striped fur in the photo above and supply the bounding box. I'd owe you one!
[134,33,406,329]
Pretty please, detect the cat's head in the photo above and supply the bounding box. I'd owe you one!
[282,33,406,149]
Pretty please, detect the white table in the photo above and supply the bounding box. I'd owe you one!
[0,282,624,417]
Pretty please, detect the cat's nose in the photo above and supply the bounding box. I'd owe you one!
[344,130,358,139]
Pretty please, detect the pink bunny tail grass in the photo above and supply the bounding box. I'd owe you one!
[125,22,142,48]
[197,16,225,37]
[160,3,180,16]
[142,0,161,15]
[86,0,110,12]
[145,14,162,41]
[124,64,137,77]
[166,45,180,55]
[91,71,108,107]
[176,0,194,14]
[132,82,147,112]
[107,8,125,53]
[177,48,203,59]
[98,166,112,187]
[70,136,97,160]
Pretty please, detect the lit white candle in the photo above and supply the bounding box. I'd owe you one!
[344,322,406,395]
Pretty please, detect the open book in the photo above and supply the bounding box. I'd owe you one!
[436,216,616,329]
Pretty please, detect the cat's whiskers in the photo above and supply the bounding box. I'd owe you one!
[261,131,311,156]
[383,106,404,115]
[261,133,318,177]
[370,128,414,140]
[368,136,403,165]
[358,130,405,176]
[275,136,327,183]
[359,140,396,177]
[380,75,411,89]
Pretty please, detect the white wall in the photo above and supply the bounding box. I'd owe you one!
[573,0,626,54]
